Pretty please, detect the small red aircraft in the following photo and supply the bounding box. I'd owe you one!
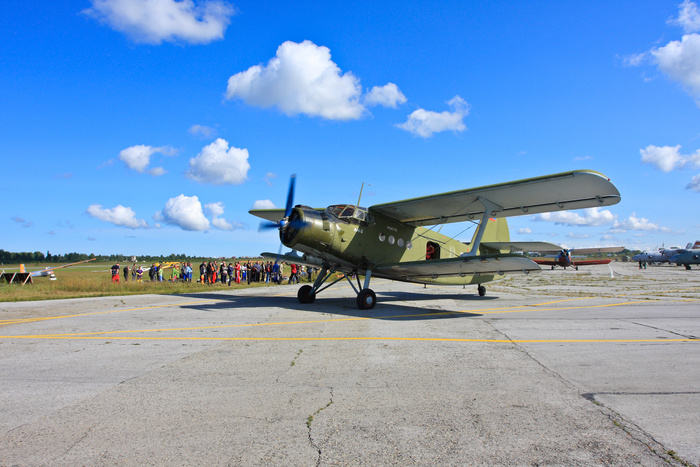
[533,247,623,270]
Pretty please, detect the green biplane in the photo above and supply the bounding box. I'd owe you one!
[250,170,621,310]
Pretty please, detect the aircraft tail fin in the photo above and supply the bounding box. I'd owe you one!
[470,218,510,253]
[691,240,700,249]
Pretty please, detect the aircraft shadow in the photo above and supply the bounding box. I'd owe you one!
[173,290,488,320]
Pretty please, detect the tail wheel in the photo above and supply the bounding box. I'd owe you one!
[298,285,316,304]
[477,284,486,297]
[356,289,376,310]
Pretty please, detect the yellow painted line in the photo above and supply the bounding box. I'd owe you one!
[0,299,223,325]
[0,335,696,343]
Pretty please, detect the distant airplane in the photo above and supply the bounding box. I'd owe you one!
[669,241,700,270]
[632,241,700,265]
[533,247,624,270]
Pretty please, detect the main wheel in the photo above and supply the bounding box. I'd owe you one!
[298,285,316,304]
[356,289,376,310]
[477,284,486,297]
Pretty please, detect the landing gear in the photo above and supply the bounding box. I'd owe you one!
[356,289,376,310]
[296,266,377,309]
[477,284,486,297]
[297,285,316,303]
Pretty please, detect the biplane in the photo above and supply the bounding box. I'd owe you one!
[250,170,621,309]
[533,247,624,270]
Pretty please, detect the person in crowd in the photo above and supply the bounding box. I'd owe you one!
[235,262,241,284]
[123,264,129,282]
[131,264,136,281]
[220,262,227,284]
[111,263,120,283]
[272,261,280,283]
[200,261,206,284]
[136,265,143,282]
[227,262,234,286]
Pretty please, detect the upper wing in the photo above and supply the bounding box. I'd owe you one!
[570,247,624,255]
[375,255,540,280]
[370,170,620,227]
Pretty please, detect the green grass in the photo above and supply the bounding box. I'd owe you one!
[0,261,284,302]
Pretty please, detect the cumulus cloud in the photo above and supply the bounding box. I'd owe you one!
[87,204,149,228]
[672,0,700,32]
[533,208,616,227]
[225,40,406,121]
[517,227,532,234]
[226,40,365,120]
[652,33,700,104]
[157,195,210,231]
[613,213,672,233]
[363,83,407,108]
[83,0,235,45]
[186,138,250,185]
[252,199,276,209]
[119,144,175,175]
[625,1,700,105]
[396,96,470,138]
[205,202,233,230]
[641,144,700,190]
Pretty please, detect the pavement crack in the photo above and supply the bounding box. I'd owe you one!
[306,387,334,467]
[624,319,699,340]
[582,393,694,466]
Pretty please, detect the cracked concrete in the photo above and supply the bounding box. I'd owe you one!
[0,262,698,465]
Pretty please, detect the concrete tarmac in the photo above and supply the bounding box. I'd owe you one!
[1,262,698,466]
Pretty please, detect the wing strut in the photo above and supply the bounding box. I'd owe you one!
[464,197,502,257]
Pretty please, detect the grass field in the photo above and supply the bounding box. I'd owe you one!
[0,261,283,302]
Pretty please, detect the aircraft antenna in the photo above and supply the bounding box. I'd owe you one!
[357,182,369,206]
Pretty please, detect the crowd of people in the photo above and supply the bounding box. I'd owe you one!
[112,260,317,286]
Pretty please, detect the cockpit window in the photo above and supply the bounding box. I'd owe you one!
[326,205,368,224]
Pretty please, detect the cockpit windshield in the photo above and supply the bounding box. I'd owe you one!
[325,205,368,224]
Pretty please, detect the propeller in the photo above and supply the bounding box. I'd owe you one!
[259,174,297,232]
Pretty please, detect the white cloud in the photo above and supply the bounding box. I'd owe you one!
[641,144,700,192]
[205,202,233,230]
[517,227,532,234]
[672,0,700,33]
[687,173,700,191]
[640,144,686,172]
[363,83,407,108]
[188,124,217,138]
[119,144,175,175]
[533,208,616,227]
[652,33,700,104]
[613,213,672,232]
[252,199,276,209]
[396,96,470,138]
[87,204,148,228]
[157,195,210,231]
[186,138,250,185]
[226,40,367,120]
[83,0,235,45]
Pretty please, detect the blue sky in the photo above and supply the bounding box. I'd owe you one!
[2,0,700,258]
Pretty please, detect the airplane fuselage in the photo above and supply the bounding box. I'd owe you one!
[282,204,507,286]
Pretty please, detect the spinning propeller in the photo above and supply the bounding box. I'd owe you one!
[258,174,307,254]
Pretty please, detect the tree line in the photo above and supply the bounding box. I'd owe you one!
[0,250,252,265]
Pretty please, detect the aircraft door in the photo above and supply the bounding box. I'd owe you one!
[426,241,440,260]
